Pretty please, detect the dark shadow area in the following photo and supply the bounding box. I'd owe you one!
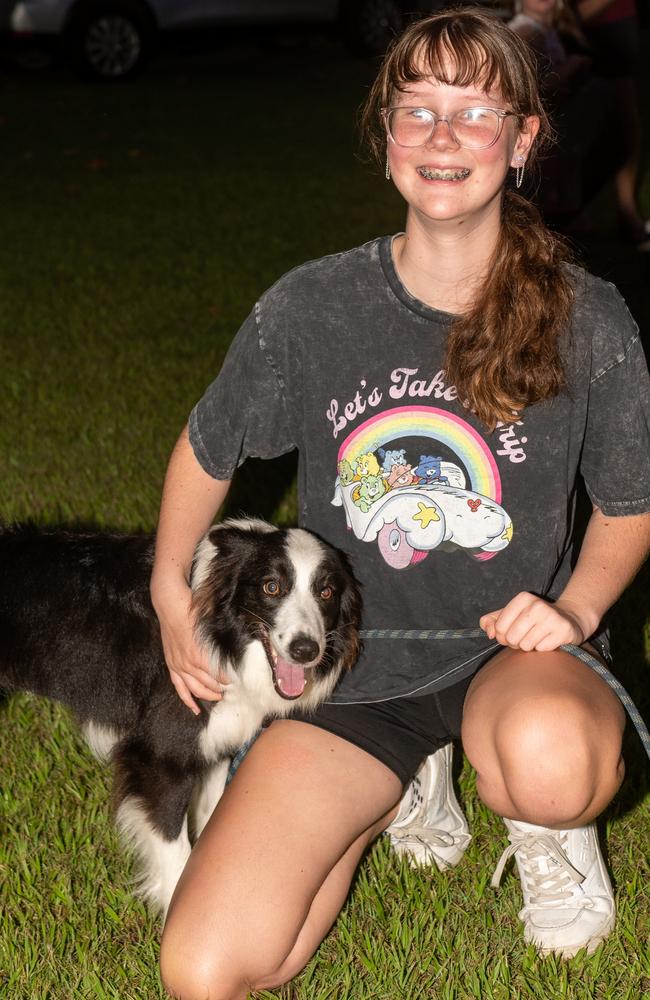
[571,479,650,816]
[561,215,650,349]
[606,559,650,814]
[0,21,342,80]
[222,451,299,526]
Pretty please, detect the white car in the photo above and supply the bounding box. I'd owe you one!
[8,0,440,79]
[332,467,513,570]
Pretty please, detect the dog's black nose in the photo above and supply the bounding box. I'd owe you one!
[288,636,320,663]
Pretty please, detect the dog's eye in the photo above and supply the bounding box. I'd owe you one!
[320,586,334,601]
[263,580,281,597]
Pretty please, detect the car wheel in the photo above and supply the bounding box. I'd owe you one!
[342,0,404,54]
[376,521,432,569]
[65,1,155,80]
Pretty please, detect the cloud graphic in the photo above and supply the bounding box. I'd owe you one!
[333,480,512,568]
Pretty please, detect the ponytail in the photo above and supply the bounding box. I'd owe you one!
[444,191,574,429]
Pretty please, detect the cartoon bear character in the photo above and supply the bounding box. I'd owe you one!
[378,448,407,476]
[386,463,417,489]
[355,452,381,479]
[338,459,356,487]
[354,474,387,513]
[414,455,450,486]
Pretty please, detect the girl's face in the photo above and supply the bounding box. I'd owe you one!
[386,68,539,235]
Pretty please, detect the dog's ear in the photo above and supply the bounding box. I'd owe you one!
[337,561,363,673]
[190,526,259,622]
[206,524,277,566]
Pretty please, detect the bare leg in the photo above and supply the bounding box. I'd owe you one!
[461,646,625,827]
[159,719,402,1000]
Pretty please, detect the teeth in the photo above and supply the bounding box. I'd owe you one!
[418,167,470,181]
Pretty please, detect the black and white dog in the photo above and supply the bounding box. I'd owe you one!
[0,518,361,915]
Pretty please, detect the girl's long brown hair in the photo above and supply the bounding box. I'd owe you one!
[361,7,574,430]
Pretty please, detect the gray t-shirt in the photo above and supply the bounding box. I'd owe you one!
[189,236,650,703]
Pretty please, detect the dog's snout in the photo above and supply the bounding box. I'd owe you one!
[288,636,320,664]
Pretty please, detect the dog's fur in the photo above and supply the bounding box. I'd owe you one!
[0,517,361,915]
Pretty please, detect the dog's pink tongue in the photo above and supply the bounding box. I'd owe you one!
[275,658,306,698]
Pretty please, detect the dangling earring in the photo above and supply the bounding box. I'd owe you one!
[515,154,525,189]
[385,157,391,181]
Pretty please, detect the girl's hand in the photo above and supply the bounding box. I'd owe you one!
[153,579,227,716]
[480,592,591,652]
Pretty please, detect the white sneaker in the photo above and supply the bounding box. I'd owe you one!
[386,743,472,870]
[492,819,616,957]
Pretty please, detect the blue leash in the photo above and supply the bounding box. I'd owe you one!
[360,628,650,762]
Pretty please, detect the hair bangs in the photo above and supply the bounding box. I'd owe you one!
[396,32,502,95]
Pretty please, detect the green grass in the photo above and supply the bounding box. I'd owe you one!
[0,30,649,999]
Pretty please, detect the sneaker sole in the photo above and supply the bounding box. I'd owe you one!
[530,911,616,959]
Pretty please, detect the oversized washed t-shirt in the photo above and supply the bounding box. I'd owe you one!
[189,236,650,703]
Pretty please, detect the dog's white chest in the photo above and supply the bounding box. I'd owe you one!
[199,645,283,762]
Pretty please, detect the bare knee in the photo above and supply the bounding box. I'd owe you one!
[497,694,621,820]
[464,688,624,826]
[160,912,304,1000]
[160,921,248,1000]
[160,949,238,1000]
[160,949,303,1000]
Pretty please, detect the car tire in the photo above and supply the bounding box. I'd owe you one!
[341,0,404,54]
[65,0,156,80]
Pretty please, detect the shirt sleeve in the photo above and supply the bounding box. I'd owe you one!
[580,290,650,516]
[188,307,295,480]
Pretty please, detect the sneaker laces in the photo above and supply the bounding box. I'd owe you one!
[390,771,456,850]
[491,831,587,906]
[390,825,458,863]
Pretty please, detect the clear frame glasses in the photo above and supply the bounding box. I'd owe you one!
[382,106,517,150]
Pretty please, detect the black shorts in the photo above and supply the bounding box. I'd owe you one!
[296,674,474,787]
[294,636,613,787]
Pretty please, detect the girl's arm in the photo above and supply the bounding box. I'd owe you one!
[480,507,650,651]
[151,424,231,714]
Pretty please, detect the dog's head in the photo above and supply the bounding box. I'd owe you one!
[191,519,361,707]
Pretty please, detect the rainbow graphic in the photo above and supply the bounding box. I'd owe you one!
[338,405,501,502]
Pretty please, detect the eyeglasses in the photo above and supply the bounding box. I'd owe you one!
[382,106,517,150]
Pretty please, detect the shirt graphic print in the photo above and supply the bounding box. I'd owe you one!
[331,405,513,570]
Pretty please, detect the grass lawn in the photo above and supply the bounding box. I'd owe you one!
[0,27,649,999]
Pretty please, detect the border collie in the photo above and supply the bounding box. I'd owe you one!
[0,518,361,916]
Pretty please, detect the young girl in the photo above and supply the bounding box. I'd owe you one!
[150,10,650,998]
